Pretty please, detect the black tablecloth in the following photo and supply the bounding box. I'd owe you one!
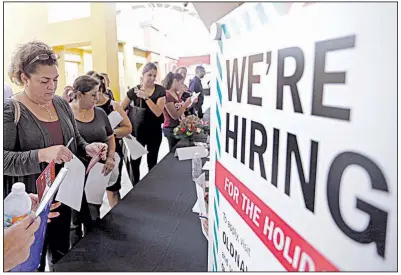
[55,152,208,271]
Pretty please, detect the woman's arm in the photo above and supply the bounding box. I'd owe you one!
[102,134,116,175]
[145,96,165,117]
[121,96,131,111]
[3,100,42,176]
[165,99,191,120]
[106,135,116,159]
[121,88,136,111]
[112,102,132,138]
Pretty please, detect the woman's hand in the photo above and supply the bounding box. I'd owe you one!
[86,143,108,161]
[201,218,209,233]
[191,97,199,104]
[28,194,39,211]
[4,214,41,271]
[47,202,61,223]
[28,194,61,223]
[38,145,73,164]
[184,97,192,108]
[135,90,149,100]
[102,156,115,176]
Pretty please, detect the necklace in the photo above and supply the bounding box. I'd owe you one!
[24,91,53,120]
[78,109,88,118]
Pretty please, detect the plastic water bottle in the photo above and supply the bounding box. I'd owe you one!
[192,153,202,181]
[4,182,31,228]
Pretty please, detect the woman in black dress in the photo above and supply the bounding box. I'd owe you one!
[121,63,166,184]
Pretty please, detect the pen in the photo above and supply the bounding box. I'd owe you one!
[66,137,74,148]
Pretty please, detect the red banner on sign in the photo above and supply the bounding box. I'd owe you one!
[215,161,338,271]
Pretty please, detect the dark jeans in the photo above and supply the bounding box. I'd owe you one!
[163,127,179,152]
[130,127,162,184]
[39,203,72,271]
[194,94,204,119]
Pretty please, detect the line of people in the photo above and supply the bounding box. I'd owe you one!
[3,40,205,271]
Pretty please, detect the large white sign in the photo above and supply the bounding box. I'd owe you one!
[208,2,397,272]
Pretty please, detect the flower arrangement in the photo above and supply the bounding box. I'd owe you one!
[173,115,210,140]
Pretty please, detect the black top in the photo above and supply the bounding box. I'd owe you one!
[97,98,114,116]
[97,98,123,153]
[75,107,113,144]
[126,84,166,130]
[106,89,115,101]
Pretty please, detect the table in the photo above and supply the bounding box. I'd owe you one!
[55,152,208,271]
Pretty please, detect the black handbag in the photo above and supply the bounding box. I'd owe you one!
[127,95,146,137]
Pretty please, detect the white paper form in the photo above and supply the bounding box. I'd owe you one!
[108,111,124,130]
[174,146,208,161]
[56,155,85,211]
[202,161,210,171]
[194,173,207,215]
[191,92,200,104]
[193,173,206,213]
[192,201,200,213]
[123,135,148,160]
[85,162,112,205]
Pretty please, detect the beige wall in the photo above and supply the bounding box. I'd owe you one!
[4,2,120,100]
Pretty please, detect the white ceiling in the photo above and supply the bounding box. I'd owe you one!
[192,2,243,30]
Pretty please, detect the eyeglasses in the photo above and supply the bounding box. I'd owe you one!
[25,53,60,70]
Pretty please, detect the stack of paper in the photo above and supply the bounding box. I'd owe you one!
[175,146,208,161]
[56,155,85,211]
[202,161,210,171]
[85,163,112,205]
[108,111,124,130]
[123,135,148,160]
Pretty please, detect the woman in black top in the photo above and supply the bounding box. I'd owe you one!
[121,62,166,184]
[90,72,132,207]
[70,75,115,230]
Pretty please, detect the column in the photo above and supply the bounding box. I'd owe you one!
[53,46,66,96]
[78,50,85,75]
[90,2,120,101]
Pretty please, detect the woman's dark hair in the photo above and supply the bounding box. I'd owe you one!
[8,41,58,86]
[176,67,187,73]
[142,62,158,75]
[86,71,107,94]
[162,72,184,90]
[73,75,100,96]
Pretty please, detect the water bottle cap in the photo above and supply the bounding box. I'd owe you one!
[11,182,26,195]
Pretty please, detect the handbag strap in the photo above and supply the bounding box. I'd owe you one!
[11,98,21,126]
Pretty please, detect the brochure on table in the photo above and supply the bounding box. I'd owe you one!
[208,3,396,272]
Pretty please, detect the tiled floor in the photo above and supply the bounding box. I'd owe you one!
[99,96,211,218]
